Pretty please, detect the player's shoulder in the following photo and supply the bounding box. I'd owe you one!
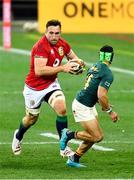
[100,63,113,81]
[88,62,101,73]
[88,62,112,77]
[35,35,49,47]
[32,36,50,53]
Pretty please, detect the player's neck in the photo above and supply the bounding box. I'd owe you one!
[103,61,110,66]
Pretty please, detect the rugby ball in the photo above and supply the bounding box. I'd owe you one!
[69,59,85,75]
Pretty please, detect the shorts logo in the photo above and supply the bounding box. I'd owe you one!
[58,46,64,56]
[52,85,57,88]
[30,100,35,106]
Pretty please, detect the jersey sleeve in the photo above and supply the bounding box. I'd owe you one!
[34,45,49,58]
[32,36,49,58]
[63,40,71,56]
[99,73,113,90]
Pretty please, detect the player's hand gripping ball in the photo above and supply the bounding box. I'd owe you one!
[69,59,85,75]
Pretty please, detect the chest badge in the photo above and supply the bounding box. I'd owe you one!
[58,46,64,56]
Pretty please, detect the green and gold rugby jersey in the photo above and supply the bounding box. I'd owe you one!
[76,61,114,107]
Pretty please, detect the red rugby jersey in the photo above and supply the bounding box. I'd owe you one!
[25,35,71,90]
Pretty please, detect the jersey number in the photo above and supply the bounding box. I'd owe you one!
[53,58,60,67]
[84,74,93,89]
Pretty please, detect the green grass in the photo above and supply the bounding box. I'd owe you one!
[0,31,134,179]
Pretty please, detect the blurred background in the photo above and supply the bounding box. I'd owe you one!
[0,0,134,42]
[0,1,134,179]
[0,0,37,21]
[0,0,37,34]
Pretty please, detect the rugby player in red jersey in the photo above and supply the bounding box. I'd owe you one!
[12,19,82,156]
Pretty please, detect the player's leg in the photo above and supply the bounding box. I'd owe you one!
[60,99,103,166]
[48,90,68,138]
[60,99,103,149]
[12,109,40,155]
[66,118,103,167]
[70,118,103,162]
[66,141,93,168]
[48,89,74,157]
[16,108,40,141]
[12,85,42,155]
[76,118,103,143]
[12,107,40,154]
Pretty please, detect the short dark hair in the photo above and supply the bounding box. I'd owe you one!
[99,45,114,64]
[100,45,113,53]
[46,19,61,29]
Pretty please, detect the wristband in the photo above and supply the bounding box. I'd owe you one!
[106,107,113,114]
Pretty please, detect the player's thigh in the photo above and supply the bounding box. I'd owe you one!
[72,99,102,136]
[48,90,66,114]
[23,80,62,109]
[79,119,102,137]
[23,85,43,109]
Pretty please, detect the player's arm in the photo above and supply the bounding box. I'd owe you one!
[66,49,78,60]
[34,56,74,76]
[98,86,110,111]
[98,86,119,122]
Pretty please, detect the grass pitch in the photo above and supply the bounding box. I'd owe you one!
[0,32,134,179]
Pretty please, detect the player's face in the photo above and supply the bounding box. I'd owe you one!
[46,25,61,45]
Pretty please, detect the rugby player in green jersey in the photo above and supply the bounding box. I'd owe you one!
[60,45,119,167]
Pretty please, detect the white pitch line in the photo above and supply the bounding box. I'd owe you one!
[40,132,115,151]
[0,47,134,76]
[0,141,133,145]
[0,142,58,145]
[0,46,30,56]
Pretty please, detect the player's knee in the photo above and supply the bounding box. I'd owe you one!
[23,114,38,126]
[94,134,103,143]
[24,107,40,126]
[54,102,67,116]
[58,108,67,116]
[48,90,67,115]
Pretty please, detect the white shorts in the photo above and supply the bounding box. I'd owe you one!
[72,99,98,122]
[23,79,62,114]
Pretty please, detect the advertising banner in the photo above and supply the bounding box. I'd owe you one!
[38,0,134,33]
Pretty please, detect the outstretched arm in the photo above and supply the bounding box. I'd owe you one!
[98,86,119,122]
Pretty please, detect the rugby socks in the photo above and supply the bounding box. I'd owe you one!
[66,130,75,140]
[16,123,29,141]
[74,153,81,163]
[70,152,81,163]
[56,115,68,138]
